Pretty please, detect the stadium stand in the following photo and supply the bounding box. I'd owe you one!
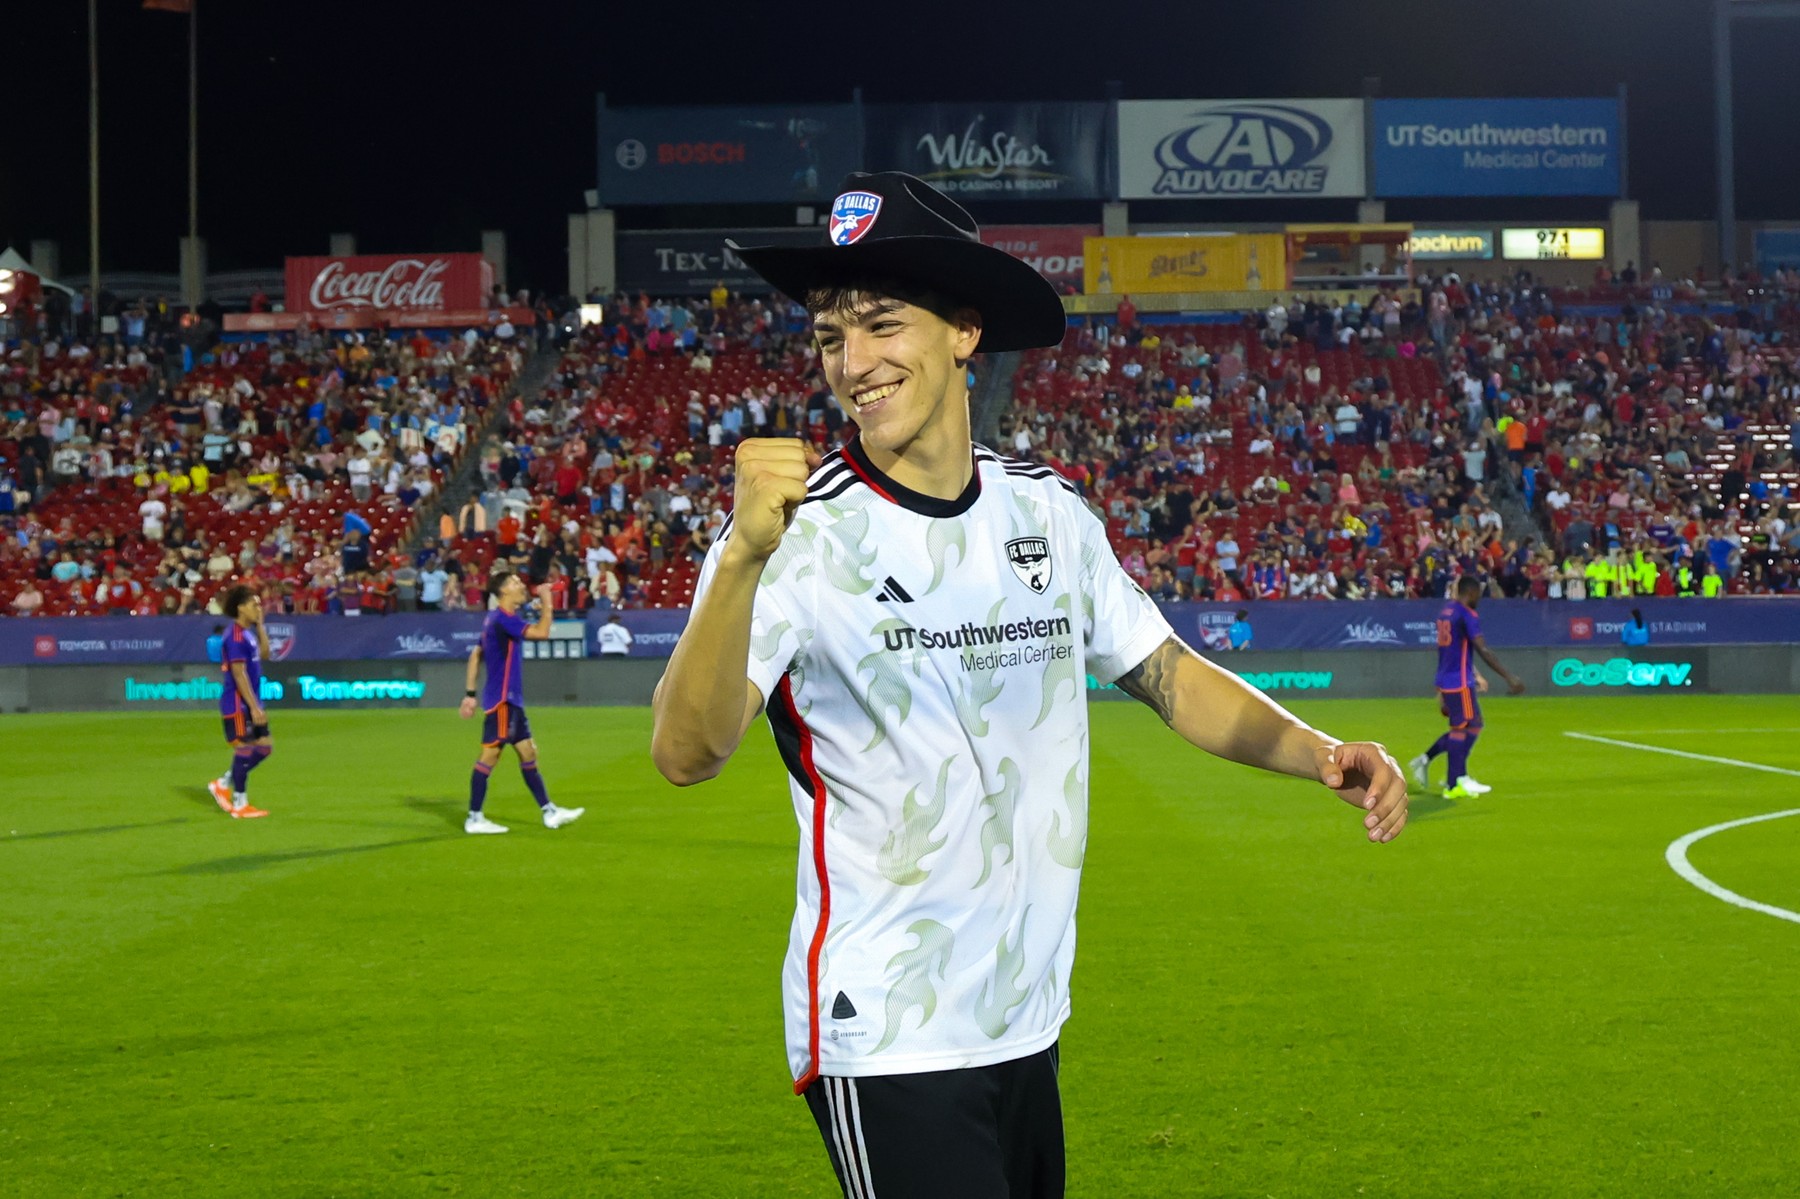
[5,269,1798,615]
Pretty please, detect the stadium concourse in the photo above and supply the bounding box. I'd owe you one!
[4,269,1800,617]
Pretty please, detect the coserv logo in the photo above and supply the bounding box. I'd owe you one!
[1550,657,1694,688]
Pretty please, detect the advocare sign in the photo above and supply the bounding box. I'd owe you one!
[284,253,494,315]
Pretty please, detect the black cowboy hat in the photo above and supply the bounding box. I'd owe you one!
[728,171,1068,353]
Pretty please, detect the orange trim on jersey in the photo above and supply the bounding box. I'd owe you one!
[231,710,247,741]
[497,704,510,741]
[778,676,832,1096]
[1440,686,1476,730]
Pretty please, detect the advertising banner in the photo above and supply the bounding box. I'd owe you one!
[224,308,533,334]
[597,103,861,205]
[589,608,689,659]
[1372,98,1621,197]
[865,102,1108,199]
[1753,229,1800,276]
[1082,234,1286,295]
[5,614,486,667]
[283,253,493,316]
[980,225,1099,291]
[615,229,821,296]
[1117,99,1365,199]
[1408,229,1495,260]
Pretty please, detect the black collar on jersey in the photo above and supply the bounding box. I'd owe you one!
[841,435,981,518]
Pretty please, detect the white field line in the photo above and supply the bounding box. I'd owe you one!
[1564,732,1800,925]
[1584,728,1800,736]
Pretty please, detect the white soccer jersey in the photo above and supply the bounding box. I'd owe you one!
[691,438,1172,1091]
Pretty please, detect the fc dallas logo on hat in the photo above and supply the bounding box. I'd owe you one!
[829,191,882,246]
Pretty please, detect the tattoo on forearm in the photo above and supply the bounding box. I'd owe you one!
[1114,636,1187,725]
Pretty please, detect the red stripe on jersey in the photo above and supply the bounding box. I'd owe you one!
[778,675,832,1095]
[839,442,899,506]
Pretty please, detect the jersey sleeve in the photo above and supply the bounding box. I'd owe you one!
[497,610,529,640]
[221,630,250,667]
[1073,500,1174,685]
[692,523,811,712]
[1463,606,1482,642]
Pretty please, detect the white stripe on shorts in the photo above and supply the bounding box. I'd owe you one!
[827,1077,876,1199]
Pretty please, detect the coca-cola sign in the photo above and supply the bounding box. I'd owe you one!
[284,253,492,315]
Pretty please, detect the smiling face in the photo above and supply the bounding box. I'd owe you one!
[809,289,982,464]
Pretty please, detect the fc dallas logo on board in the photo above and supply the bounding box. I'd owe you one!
[830,191,882,246]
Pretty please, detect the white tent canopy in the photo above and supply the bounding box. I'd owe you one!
[0,247,76,294]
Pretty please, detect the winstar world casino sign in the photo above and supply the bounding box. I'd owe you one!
[284,253,493,315]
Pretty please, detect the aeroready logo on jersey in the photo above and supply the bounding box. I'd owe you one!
[830,192,882,246]
[1006,537,1052,594]
[1338,619,1403,647]
[1119,99,1365,199]
[264,622,297,661]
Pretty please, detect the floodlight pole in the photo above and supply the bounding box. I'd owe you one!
[88,0,100,309]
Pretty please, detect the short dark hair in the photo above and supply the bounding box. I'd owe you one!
[487,570,519,599]
[1234,609,1249,620]
[1456,576,1482,599]
[221,583,255,619]
[804,277,973,331]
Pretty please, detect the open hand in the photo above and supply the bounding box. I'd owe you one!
[1315,741,1407,844]
[459,697,477,720]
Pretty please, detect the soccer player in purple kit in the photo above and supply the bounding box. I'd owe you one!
[458,571,585,835]
[208,584,273,819]
[1410,576,1525,799]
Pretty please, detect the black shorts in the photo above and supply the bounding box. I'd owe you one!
[222,712,271,744]
[803,1043,1064,1199]
[481,702,533,747]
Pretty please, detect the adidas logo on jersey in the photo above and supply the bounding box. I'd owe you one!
[875,576,915,603]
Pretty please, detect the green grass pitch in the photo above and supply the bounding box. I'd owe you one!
[4,695,1797,1197]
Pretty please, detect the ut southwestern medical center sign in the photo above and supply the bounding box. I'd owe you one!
[1373,99,1621,197]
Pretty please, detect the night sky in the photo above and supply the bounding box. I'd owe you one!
[5,0,1799,289]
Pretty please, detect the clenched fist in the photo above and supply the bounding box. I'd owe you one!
[724,438,823,565]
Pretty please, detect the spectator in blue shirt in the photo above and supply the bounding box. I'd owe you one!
[1621,610,1650,646]
[1228,610,1253,650]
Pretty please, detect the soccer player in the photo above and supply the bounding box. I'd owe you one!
[208,584,272,819]
[1410,575,1525,799]
[652,171,1408,1199]
[458,572,584,835]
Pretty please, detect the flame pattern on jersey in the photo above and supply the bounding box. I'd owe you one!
[974,757,1024,887]
[818,502,878,595]
[854,626,916,751]
[876,919,955,1052]
[878,757,954,886]
[1032,593,1082,729]
[976,906,1033,1040]
[952,597,1010,736]
[924,516,967,595]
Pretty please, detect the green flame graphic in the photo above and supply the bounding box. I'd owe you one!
[975,907,1032,1040]
[974,757,1023,887]
[875,919,955,1052]
[877,757,954,886]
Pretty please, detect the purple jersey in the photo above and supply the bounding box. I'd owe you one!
[480,608,529,711]
[1434,600,1479,691]
[219,624,262,715]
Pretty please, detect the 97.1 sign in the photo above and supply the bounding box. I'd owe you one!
[1501,227,1605,261]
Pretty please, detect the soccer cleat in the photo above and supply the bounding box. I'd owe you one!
[542,804,585,830]
[1408,754,1430,789]
[1443,782,1475,800]
[209,778,234,813]
[1458,776,1493,796]
[464,813,509,835]
[230,804,269,819]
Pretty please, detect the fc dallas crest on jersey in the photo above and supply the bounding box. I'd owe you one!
[1006,537,1052,594]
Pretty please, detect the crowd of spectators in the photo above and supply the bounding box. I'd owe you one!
[2,315,521,616]
[5,267,1798,618]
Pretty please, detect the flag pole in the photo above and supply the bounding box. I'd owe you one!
[188,0,198,246]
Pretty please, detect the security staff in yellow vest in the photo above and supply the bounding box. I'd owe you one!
[1675,562,1698,596]
[1633,549,1657,596]
[1701,561,1724,597]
